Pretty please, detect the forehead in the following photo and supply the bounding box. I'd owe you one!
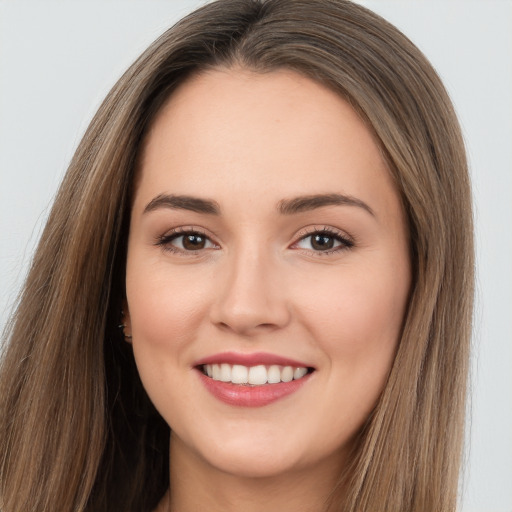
[134,68,399,220]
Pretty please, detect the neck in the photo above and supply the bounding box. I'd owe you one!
[165,434,347,512]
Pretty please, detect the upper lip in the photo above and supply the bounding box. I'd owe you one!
[193,351,314,369]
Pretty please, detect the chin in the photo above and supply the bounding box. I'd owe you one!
[174,426,308,479]
[203,449,304,479]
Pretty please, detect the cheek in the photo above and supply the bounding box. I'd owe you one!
[124,261,215,391]
[295,257,409,382]
[124,262,214,419]
[126,262,209,340]
[291,260,409,444]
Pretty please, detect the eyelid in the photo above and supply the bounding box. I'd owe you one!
[153,225,354,256]
[154,226,220,255]
[290,225,355,254]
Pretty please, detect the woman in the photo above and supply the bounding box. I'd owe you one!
[0,1,474,511]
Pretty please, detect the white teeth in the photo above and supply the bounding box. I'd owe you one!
[294,367,308,379]
[203,363,310,385]
[220,363,231,382]
[281,366,294,382]
[248,365,268,385]
[267,365,281,384]
[231,364,248,384]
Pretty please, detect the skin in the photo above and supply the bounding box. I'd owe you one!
[124,68,411,512]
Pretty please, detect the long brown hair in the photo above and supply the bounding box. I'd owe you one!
[0,1,474,510]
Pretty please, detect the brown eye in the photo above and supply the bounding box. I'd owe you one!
[294,229,353,253]
[182,233,207,250]
[310,233,335,250]
[157,231,216,253]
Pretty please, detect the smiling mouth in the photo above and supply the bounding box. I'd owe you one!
[200,363,314,386]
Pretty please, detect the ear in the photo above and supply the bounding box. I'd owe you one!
[121,300,133,344]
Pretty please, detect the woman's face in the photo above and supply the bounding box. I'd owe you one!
[125,68,411,479]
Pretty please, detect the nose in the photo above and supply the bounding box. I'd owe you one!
[209,247,291,336]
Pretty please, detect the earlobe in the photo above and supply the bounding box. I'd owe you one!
[119,302,133,343]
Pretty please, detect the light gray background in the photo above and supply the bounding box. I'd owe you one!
[1,1,511,510]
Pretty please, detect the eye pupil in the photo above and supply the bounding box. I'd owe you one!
[183,234,206,250]
[311,233,334,250]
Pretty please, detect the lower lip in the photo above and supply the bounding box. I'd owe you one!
[197,370,312,407]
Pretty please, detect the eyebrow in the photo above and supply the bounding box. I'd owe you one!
[277,193,375,216]
[143,192,374,217]
[143,194,220,215]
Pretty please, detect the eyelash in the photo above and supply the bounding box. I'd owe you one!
[292,226,354,255]
[154,226,354,256]
[155,227,215,256]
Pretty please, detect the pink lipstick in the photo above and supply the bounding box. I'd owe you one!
[194,352,314,407]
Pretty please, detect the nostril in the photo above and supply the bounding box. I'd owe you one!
[213,319,284,336]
